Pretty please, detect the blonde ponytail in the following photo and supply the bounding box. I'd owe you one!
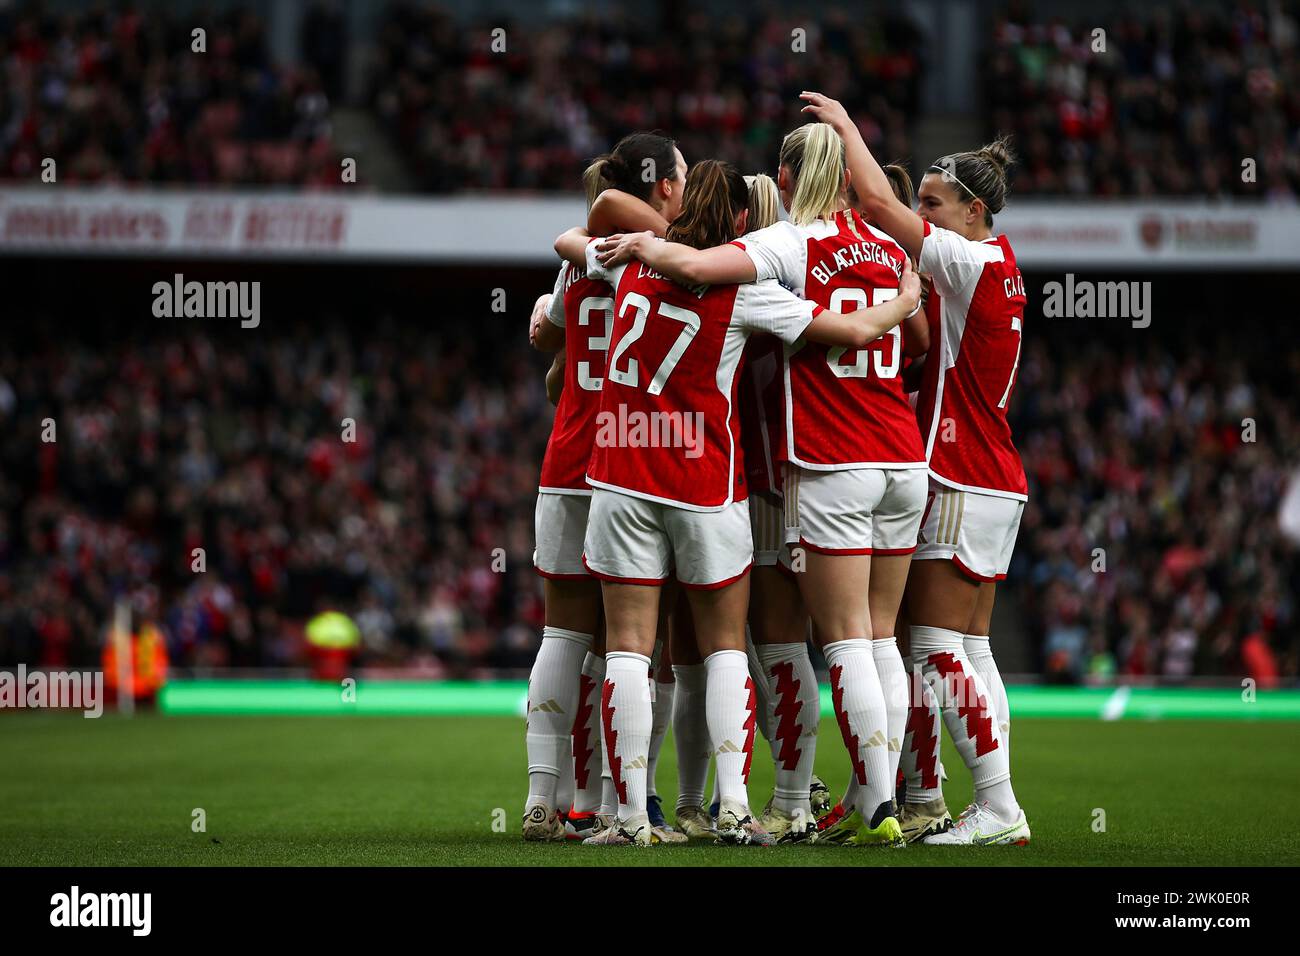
[780,123,847,226]
[745,173,781,231]
[582,160,608,212]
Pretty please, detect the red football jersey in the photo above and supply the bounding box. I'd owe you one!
[737,335,785,494]
[915,224,1027,499]
[736,209,926,471]
[585,245,820,511]
[538,261,614,494]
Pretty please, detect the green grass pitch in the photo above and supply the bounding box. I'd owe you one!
[3,713,1298,866]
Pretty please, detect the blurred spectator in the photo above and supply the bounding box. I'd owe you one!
[0,3,342,187]
[11,2,1295,201]
[0,317,549,677]
[1012,332,1300,683]
[987,2,1300,199]
[365,3,922,192]
[0,313,1295,681]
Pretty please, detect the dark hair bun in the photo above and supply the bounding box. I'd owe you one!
[977,137,1016,175]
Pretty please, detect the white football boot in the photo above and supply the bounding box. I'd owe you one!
[922,800,1030,846]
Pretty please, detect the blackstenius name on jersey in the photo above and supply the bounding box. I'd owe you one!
[810,241,902,286]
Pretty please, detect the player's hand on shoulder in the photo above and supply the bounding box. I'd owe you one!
[899,257,921,313]
[596,230,653,266]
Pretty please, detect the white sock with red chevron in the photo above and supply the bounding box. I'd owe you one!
[755,642,818,817]
[823,638,891,815]
[704,649,757,810]
[901,652,944,804]
[910,626,1018,819]
[872,637,908,798]
[744,629,774,744]
[964,634,1010,758]
[671,663,710,811]
[647,678,674,800]
[602,652,653,821]
[525,627,592,810]
[571,652,605,814]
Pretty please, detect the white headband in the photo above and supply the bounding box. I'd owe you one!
[929,164,980,203]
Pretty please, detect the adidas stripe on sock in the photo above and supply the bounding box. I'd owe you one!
[525,626,592,809]
[824,638,891,815]
[602,651,653,821]
[705,649,758,810]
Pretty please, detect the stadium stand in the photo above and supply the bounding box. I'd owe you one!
[1,2,1294,685]
[985,1,1300,198]
[365,3,923,192]
[0,304,1295,682]
[0,3,342,187]
[6,2,1295,199]
[1012,334,1299,685]
[0,314,549,677]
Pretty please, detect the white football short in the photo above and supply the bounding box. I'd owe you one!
[533,491,592,579]
[913,480,1025,581]
[781,464,927,556]
[583,489,753,589]
[749,491,785,567]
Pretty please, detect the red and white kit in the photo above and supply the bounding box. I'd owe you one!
[736,209,927,556]
[533,261,614,579]
[581,243,821,588]
[737,335,786,566]
[914,223,1028,581]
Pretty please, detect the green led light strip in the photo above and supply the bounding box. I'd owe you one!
[156,680,1300,720]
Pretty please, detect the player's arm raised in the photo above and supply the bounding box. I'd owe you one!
[903,270,931,357]
[595,231,756,287]
[800,91,924,263]
[805,258,921,347]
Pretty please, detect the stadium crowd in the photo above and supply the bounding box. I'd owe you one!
[0,319,550,677]
[986,2,1300,199]
[1012,334,1299,687]
[366,3,923,193]
[4,2,1296,200]
[0,2,342,187]
[0,316,1295,684]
